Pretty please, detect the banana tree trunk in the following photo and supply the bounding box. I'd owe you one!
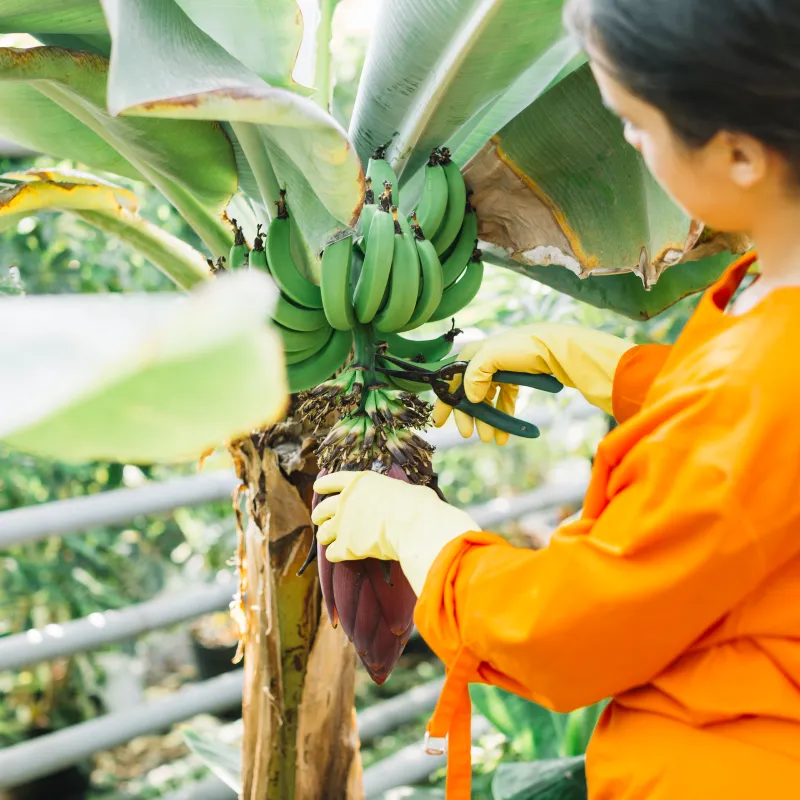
[230,407,363,800]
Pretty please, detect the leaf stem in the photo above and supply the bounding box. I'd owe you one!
[313,0,335,111]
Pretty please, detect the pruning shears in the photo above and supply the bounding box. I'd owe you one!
[378,355,563,439]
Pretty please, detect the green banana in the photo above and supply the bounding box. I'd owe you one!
[381,331,455,363]
[249,224,268,272]
[357,203,379,243]
[354,206,394,324]
[431,150,468,256]
[228,219,249,269]
[429,249,485,323]
[366,144,399,207]
[276,322,333,352]
[400,218,444,330]
[413,150,448,240]
[441,205,478,288]
[320,234,356,331]
[284,332,332,365]
[266,191,323,309]
[383,372,431,395]
[374,208,420,333]
[273,293,328,332]
[287,328,353,393]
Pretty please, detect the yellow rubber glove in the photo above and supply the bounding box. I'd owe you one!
[433,323,635,445]
[312,471,480,596]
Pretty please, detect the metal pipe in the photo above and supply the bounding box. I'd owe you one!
[469,479,587,529]
[159,776,238,800]
[358,677,445,742]
[0,471,239,549]
[0,479,586,671]
[0,671,244,789]
[362,715,494,797]
[0,580,237,671]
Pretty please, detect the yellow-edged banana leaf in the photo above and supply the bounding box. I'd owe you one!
[0,270,288,463]
[0,168,209,288]
[464,64,748,317]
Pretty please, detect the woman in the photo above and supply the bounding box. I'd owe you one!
[313,1,800,797]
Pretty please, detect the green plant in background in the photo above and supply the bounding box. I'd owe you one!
[471,685,603,800]
[0,0,750,797]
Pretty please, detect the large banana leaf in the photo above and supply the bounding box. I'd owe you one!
[0,46,237,256]
[0,2,106,36]
[465,65,744,310]
[100,0,364,257]
[349,0,567,180]
[171,0,304,88]
[0,270,288,463]
[0,168,210,289]
[0,82,143,181]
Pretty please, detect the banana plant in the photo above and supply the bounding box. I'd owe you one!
[0,1,746,797]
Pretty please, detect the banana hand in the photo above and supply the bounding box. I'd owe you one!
[433,323,635,444]
[312,471,480,596]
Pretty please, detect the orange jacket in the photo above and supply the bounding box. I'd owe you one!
[415,252,800,798]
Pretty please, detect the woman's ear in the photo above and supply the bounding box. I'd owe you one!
[717,131,769,189]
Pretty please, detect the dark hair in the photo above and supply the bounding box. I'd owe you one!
[565,0,800,175]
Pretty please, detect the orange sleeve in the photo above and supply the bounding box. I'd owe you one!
[611,343,672,423]
[415,374,800,713]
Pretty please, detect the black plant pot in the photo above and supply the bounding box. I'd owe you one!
[190,638,241,721]
[5,730,91,800]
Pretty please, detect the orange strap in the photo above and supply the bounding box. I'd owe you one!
[425,646,482,799]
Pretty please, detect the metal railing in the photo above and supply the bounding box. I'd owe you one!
[0,403,595,797]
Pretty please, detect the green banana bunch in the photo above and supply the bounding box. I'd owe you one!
[258,191,351,393]
[291,142,484,399]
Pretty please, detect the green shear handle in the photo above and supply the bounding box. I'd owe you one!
[450,370,563,439]
[378,355,564,440]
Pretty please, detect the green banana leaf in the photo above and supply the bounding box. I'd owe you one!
[0,270,288,463]
[0,166,137,230]
[182,726,243,794]
[171,0,304,88]
[0,1,107,36]
[0,82,143,181]
[492,249,735,321]
[349,0,568,181]
[471,685,565,761]
[0,46,237,256]
[0,168,210,289]
[467,65,741,308]
[492,757,587,800]
[100,0,364,258]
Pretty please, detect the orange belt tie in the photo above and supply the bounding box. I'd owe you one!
[424,645,482,799]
